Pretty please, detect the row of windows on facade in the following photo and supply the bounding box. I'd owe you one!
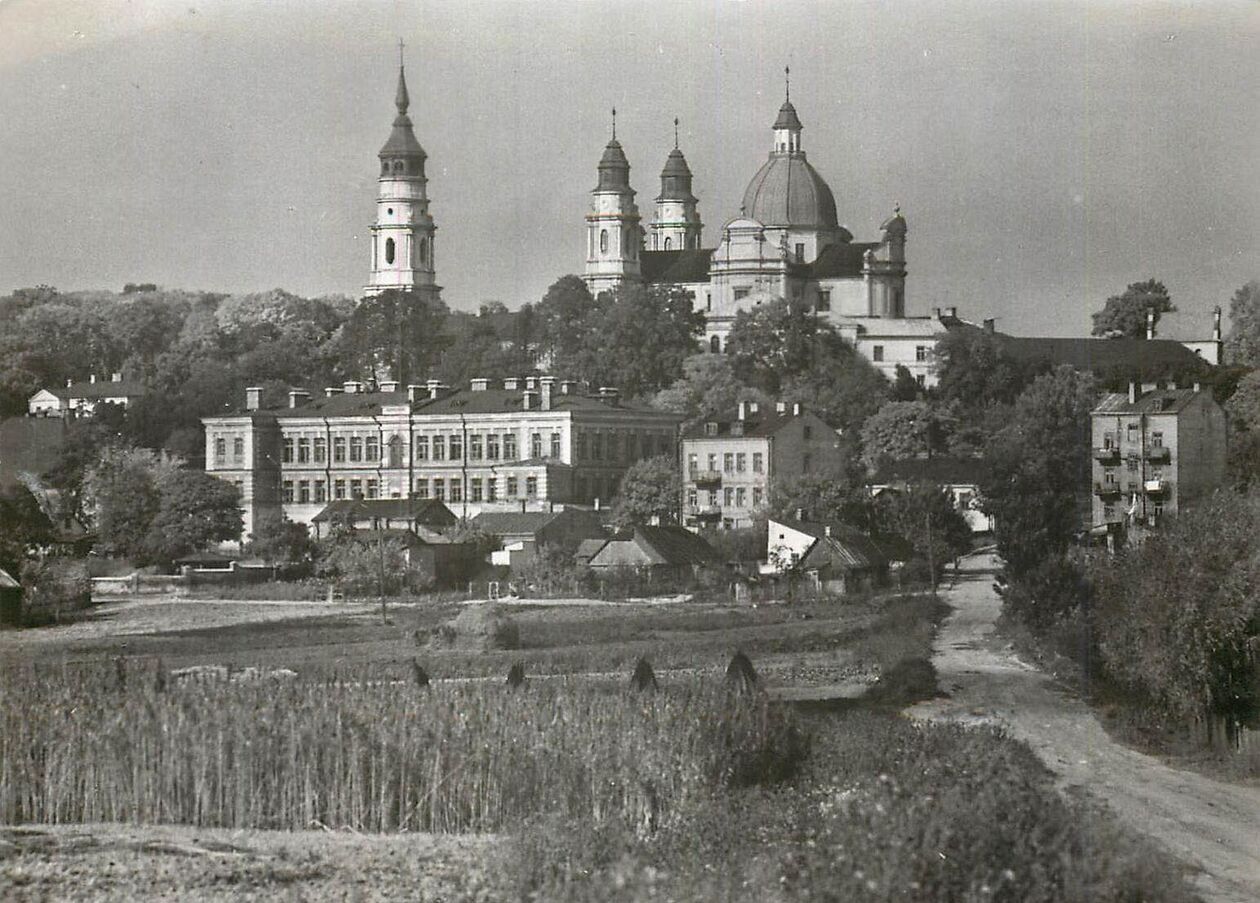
[870,345,931,364]
[1100,464,1170,486]
[215,430,671,468]
[279,472,620,506]
[688,452,765,475]
[648,233,701,251]
[686,486,765,510]
[1099,428,1167,449]
[1101,500,1165,522]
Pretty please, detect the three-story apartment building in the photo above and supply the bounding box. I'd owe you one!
[1090,383,1227,535]
[680,401,846,530]
[203,377,681,541]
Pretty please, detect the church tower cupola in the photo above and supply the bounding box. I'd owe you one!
[584,108,642,294]
[772,67,803,155]
[365,43,441,302]
[650,117,703,252]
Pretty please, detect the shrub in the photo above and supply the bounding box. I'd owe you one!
[17,558,91,625]
[1000,553,1091,632]
[430,603,520,651]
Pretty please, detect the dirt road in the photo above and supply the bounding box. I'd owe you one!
[908,552,1260,903]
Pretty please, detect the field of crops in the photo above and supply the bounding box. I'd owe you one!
[0,661,802,834]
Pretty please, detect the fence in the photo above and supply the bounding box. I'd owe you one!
[90,563,280,600]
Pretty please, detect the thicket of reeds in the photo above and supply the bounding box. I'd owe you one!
[0,661,803,833]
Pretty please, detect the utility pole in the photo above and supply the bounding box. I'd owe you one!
[378,532,387,624]
[925,509,936,595]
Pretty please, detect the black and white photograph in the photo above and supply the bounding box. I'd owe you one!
[0,0,1257,899]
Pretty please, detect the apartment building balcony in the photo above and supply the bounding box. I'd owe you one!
[1092,446,1121,463]
[1144,445,1171,463]
[1143,478,1170,497]
[1093,482,1122,499]
[691,470,722,489]
[686,505,722,523]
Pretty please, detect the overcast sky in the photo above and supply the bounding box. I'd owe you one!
[1,0,1256,338]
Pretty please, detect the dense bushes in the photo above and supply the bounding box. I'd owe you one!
[1090,491,1260,740]
[17,558,91,625]
[501,712,1195,902]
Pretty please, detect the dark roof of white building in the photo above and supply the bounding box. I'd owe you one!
[1093,388,1213,416]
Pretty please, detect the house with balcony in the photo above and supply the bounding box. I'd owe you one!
[1090,383,1227,538]
[202,377,681,543]
[680,400,846,530]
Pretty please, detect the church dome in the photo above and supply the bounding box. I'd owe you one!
[740,155,838,229]
[596,139,632,191]
[658,147,696,202]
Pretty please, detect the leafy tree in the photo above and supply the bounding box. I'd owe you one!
[872,482,972,581]
[534,275,600,367]
[1225,280,1260,368]
[1227,431,1260,492]
[339,289,449,385]
[142,470,242,564]
[613,455,683,526]
[435,313,536,385]
[652,354,768,432]
[768,462,872,531]
[982,366,1097,578]
[890,364,920,401]
[859,400,953,471]
[1090,278,1175,339]
[0,485,54,576]
[83,446,172,559]
[934,328,1034,407]
[317,534,415,598]
[245,512,315,564]
[573,283,705,399]
[1224,369,1260,431]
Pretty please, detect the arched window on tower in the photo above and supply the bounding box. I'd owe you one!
[664,237,672,251]
[385,238,395,265]
[419,237,428,267]
[393,160,404,174]
[600,230,608,254]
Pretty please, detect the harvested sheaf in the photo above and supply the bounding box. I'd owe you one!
[506,662,526,689]
[630,656,658,692]
[430,603,520,652]
[725,651,758,695]
[411,660,430,688]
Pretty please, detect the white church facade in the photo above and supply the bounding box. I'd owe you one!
[582,78,948,389]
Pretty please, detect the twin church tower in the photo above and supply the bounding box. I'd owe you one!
[364,58,908,353]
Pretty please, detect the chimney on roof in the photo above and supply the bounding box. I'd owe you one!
[824,524,832,537]
[795,507,804,521]
[288,389,311,409]
[522,389,537,410]
[1213,305,1222,342]
[933,307,942,319]
[945,306,957,318]
[776,401,787,414]
[406,384,425,403]
[560,379,576,395]
[1193,381,1201,393]
[65,379,72,388]
[748,401,759,414]
[324,386,342,398]
[525,375,537,390]
[598,387,619,404]
[246,386,262,411]
[792,402,801,416]
[540,376,555,410]
[1146,308,1156,340]
[1128,382,1137,404]
[111,372,123,383]
[503,377,519,390]
[379,380,400,393]
[983,318,995,333]
[470,378,489,392]
[89,374,96,384]
[738,400,749,421]
[343,381,362,394]
[1141,381,1157,394]
[428,383,450,400]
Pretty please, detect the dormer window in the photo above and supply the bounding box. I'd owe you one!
[730,421,744,437]
[705,422,719,437]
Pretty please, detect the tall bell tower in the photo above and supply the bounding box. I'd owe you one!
[365,44,440,301]
[649,118,703,252]
[584,108,642,295]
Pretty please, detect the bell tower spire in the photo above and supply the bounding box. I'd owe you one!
[584,107,642,294]
[650,116,702,252]
[365,44,441,301]
[772,65,803,155]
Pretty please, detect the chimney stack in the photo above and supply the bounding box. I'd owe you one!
[522,389,537,410]
[246,386,262,411]
[324,386,342,398]
[288,389,311,409]
[111,372,123,383]
[539,376,555,411]
[1128,382,1137,404]
[945,306,957,318]
[738,400,749,421]
[1213,305,1222,342]
[89,374,96,384]
[776,401,787,414]
[792,402,802,416]
[379,380,399,393]
[65,378,72,388]
[406,384,425,403]
[343,381,362,395]
[525,376,537,390]
[1193,381,1201,393]
[560,379,576,396]
[1145,308,1156,340]
[470,378,489,392]
[983,318,995,333]
[598,386,619,404]
[503,377,519,390]
[933,307,942,319]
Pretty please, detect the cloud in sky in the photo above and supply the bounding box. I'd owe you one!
[0,0,1256,338]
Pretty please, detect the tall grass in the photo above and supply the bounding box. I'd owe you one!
[0,662,802,833]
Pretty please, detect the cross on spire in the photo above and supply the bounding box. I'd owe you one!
[674,116,679,149]
[785,65,791,101]
[611,107,617,141]
[398,37,405,67]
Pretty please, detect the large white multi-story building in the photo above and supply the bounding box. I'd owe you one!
[203,378,680,542]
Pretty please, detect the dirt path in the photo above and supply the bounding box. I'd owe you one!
[908,552,1260,903]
